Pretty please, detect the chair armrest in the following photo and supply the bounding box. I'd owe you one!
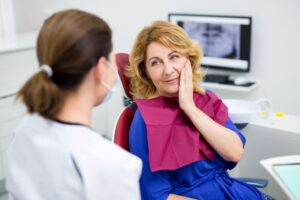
[237,177,268,188]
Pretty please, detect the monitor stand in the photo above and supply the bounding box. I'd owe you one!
[204,74,256,87]
[204,74,230,84]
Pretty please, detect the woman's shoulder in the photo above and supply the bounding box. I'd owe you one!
[131,108,146,127]
[68,127,139,160]
[65,130,141,183]
[66,127,142,198]
[17,114,142,171]
[74,133,142,173]
[194,90,220,100]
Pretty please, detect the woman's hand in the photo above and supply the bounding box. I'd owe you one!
[179,60,196,114]
[167,194,196,200]
[178,60,243,163]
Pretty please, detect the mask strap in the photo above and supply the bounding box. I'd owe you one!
[101,81,112,91]
[101,59,119,92]
[105,60,118,74]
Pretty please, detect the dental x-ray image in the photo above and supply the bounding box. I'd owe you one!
[183,22,241,59]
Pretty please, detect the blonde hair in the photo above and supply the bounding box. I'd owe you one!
[17,9,112,119]
[127,20,205,99]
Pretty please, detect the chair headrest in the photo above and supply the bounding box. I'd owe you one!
[116,53,132,99]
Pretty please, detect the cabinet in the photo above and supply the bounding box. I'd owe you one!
[203,81,260,92]
[237,115,300,200]
[0,48,37,180]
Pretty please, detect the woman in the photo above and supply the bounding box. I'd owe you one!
[126,20,266,200]
[6,9,141,200]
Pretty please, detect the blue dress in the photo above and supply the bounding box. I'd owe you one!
[129,109,265,200]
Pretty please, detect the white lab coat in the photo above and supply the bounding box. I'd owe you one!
[5,114,142,200]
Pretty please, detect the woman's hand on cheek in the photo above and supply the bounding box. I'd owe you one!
[179,60,196,114]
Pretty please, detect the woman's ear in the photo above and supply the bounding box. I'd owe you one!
[94,56,107,82]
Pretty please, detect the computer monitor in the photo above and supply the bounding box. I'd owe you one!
[261,155,300,200]
[168,13,252,72]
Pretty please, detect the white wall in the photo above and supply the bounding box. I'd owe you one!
[12,0,44,33]
[12,0,299,116]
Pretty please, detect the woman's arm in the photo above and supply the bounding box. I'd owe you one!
[182,104,244,162]
[167,194,196,200]
[178,61,244,162]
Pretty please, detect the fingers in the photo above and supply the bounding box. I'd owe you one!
[185,60,192,85]
[179,59,195,111]
[180,62,185,87]
[180,59,192,88]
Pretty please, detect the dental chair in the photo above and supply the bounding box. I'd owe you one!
[112,52,269,190]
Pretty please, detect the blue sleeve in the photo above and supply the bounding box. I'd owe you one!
[129,109,172,200]
[224,118,246,169]
[225,118,246,146]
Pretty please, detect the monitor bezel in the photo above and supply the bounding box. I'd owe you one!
[168,13,252,73]
[261,155,300,200]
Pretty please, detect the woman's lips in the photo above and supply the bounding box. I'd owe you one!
[165,77,179,84]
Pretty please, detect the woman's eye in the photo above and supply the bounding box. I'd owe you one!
[151,60,160,66]
[170,54,180,61]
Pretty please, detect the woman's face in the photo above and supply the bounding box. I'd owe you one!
[146,42,187,97]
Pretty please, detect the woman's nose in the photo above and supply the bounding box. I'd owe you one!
[163,62,175,75]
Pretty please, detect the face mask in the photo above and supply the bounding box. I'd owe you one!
[100,60,119,104]
[101,79,118,103]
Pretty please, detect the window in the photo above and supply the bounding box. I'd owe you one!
[0,0,15,37]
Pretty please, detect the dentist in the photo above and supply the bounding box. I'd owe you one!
[6,9,141,200]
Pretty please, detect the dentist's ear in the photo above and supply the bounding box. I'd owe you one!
[94,56,107,82]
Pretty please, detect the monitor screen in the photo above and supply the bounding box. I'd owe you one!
[273,163,300,200]
[168,14,252,72]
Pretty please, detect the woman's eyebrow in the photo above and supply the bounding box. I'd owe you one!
[168,51,177,57]
[147,51,177,63]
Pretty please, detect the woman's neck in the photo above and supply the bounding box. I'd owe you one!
[147,92,179,99]
[56,91,94,126]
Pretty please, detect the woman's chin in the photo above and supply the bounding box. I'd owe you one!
[160,89,179,97]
